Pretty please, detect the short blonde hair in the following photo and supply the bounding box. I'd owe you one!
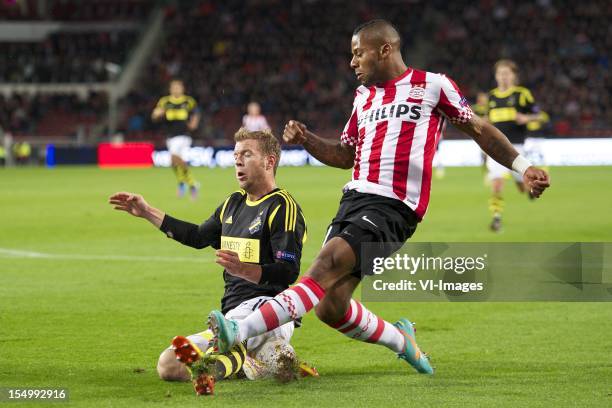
[234,127,281,173]
[494,59,519,83]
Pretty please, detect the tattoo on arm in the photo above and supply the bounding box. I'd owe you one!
[303,131,355,169]
[454,116,519,169]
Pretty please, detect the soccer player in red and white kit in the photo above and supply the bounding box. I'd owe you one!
[207,19,551,375]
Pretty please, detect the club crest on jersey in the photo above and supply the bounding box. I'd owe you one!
[459,96,470,107]
[409,86,425,99]
[248,211,264,234]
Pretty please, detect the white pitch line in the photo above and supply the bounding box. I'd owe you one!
[0,247,208,263]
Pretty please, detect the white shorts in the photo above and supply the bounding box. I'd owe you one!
[166,135,192,161]
[179,296,294,355]
[486,144,524,182]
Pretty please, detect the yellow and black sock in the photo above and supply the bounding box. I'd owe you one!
[488,195,504,218]
[182,166,196,187]
[174,163,196,187]
[198,343,246,380]
[172,165,185,184]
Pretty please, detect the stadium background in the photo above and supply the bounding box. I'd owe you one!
[0,0,610,406]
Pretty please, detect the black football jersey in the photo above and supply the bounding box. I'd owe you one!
[160,188,306,314]
[155,95,199,137]
[488,86,537,144]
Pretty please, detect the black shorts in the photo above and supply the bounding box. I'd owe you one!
[323,189,419,279]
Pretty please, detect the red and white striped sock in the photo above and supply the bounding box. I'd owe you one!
[329,299,405,353]
[237,276,325,342]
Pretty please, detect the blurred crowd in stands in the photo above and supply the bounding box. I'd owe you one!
[0,92,107,135]
[0,0,610,143]
[121,0,423,144]
[0,31,137,83]
[426,0,610,136]
[0,0,149,21]
[123,0,612,143]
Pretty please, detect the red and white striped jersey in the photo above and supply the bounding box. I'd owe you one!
[242,114,270,132]
[340,68,473,220]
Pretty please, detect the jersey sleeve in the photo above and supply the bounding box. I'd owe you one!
[259,194,306,286]
[340,96,359,146]
[435,75,474,125]
[518,88,538,114]
[159,197,228,249]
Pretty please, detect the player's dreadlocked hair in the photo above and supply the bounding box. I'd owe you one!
[353,19,402,47]
[234,127,281,173]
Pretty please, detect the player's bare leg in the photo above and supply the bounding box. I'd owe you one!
[314,273,360,324]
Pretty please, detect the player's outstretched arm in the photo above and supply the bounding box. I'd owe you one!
[454,116,551,197]
[109,192,165,227]
[109,192,222,248]
[283,120,355,169]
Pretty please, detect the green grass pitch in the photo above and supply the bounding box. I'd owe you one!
[0,165,611,407]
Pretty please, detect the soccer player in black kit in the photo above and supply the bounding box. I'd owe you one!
[152,79,201,199]
[109,128,316,395]
[485,60,541,232]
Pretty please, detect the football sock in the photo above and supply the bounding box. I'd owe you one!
[188,331,246,380]
[236,277,325,342]
[183,166,196,187]
[488,195,504,217]
[173,164,195,185]
[172,164,183,183]
[327,299,405,353]
[208,342,247,380]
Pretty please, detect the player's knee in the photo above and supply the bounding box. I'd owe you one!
[157,349,189,382]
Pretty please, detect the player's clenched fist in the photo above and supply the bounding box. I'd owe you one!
[108,192,150,217]
[283,120,308,145]
[523,168,550,198]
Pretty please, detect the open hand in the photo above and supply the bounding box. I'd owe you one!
[108,192,150,217]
